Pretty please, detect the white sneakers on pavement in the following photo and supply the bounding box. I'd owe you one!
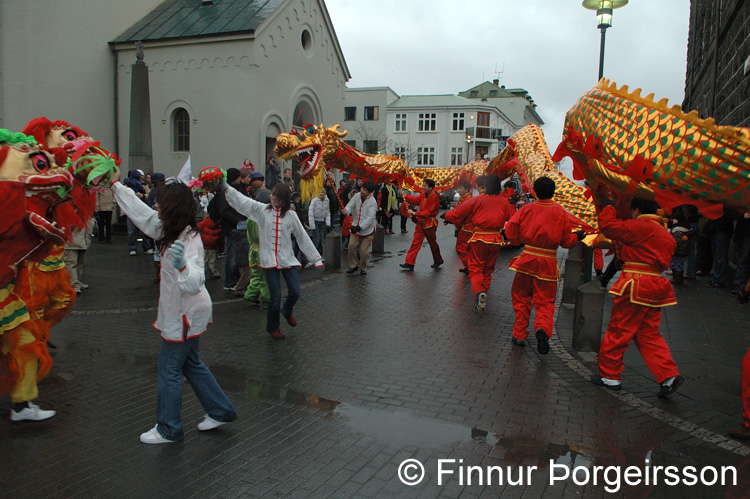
[197,414,228,431]
[140,425,176,444]
[129,250,137,256]
[10,402,56,422]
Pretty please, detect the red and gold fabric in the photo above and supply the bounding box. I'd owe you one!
[445,194,514,246]
[404,192,439,229]
[505,199,580,281]
[598,205,676,307]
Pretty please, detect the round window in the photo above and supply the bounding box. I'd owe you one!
[301,29,312,55]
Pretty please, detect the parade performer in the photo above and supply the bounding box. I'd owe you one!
[453,179,474,273]
[592,199,684,397]
[729,345,750,439]
[112,178,237,443]
[400,179,444,271]
[505,177,583,354]
[221,181,322,339]
[0,129,75,422]
[443,174,514,312]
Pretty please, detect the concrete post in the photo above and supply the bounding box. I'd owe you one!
[324,231,341,270]
[573,280,605,352]
[128,43,153,175]
[371,224,385,254]
[561,244,583,304]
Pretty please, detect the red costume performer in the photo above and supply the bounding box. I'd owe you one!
[593,202,684,397]
[401,180,443,270]
[444,175,514,311]
[454,188,474,272]
[505,184,580,353]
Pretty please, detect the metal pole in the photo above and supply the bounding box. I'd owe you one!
[598,26,607,80]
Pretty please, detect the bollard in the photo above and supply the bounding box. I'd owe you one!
[324,231,341,270]
[561,243,584,304]
[371,224,385,254]
[572,280,605,352]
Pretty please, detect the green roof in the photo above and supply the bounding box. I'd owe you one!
[111,0,283,44]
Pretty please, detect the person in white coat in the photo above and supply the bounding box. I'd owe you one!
[308,188,331,255]
[223,181,322,339]
[343,180,378,275]
[112,178,237,444]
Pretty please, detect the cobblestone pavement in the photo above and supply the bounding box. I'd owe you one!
[2,227,749,498]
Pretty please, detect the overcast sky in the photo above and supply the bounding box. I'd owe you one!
[324,0,690,153]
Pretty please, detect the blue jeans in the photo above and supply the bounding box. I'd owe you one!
[263,267,300,333]
[312,221,327,255]
[223,235,237,288]
[156,335,236,441]
[734,234,750,289]
[127,217,153,252]
[711,231,731,286]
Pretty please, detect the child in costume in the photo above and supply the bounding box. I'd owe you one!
[222,181,322,339]
[112,178,236,443]
[504,177,583,354]
[197,217,222,279]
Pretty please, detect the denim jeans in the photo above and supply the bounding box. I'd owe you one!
[734,234,750,289]
[312,221,327,254]
[223,235,237,288]
[127,217,153,252]
[711,231,731,286]
[156,335,237,441]
[263,267,300,332]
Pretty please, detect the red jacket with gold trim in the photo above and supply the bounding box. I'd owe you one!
[455,192,474,232]
[505,200,580,281]
[404,192,440,229]
[444,194,514,245]
[598,205,676,307]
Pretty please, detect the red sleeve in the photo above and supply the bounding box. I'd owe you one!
[505,204,523,245]
[445,196,478,225]
[404,193,421,206]
[416,193,439,220]
[598,205,639,245]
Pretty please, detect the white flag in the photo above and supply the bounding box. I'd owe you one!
[177,155,192,183]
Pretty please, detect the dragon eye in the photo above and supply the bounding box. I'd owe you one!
[306,125,316,135]
[30,153,50,173]
[62,128,78,141]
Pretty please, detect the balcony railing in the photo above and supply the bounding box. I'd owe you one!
[465,127,504,140]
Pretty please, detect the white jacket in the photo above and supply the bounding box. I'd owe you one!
[112,182,212,342]
[345,192,378,236]
[225,187,322,269]
[308,196,331,226]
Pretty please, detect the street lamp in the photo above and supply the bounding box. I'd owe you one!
[582,0,628,80]
[466,135,473,165]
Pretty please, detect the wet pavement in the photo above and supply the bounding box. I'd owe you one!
[2,225,750,498]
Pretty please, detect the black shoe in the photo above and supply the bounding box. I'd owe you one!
[346,267,358,274]
[729,424,750,439]
[511,337,526,347]
[657,375,684,398]
[431,260,444,269]
[591,374,622,391]
[401,229,408,233]
[399,263,414,271]
[360,270,367,275]
[458,268,468,274]
[535,328,550,355]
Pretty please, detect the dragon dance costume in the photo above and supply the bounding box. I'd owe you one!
[505,199,580,343]
[403,191,443,267]
[453,192,474,271]
[596,205,680,385]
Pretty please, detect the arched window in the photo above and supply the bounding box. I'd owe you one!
[173,108,190,152]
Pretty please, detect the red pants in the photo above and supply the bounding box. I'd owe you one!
[598,295,679,382]
[467,241,502,295]
[742,346,750,428]
[455,230,471,268]
[511,272,557,340]
[593,248,603,272]
[405,225,442,266]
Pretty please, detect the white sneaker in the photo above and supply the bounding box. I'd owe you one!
[129,250,137,256]
[476,292,487,312]
[79,283,89,290]
[10,402,56,422]
[139,425,175,444]
[197,414,228,431]
[146,249,155,255]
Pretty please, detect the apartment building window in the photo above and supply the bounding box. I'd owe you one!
[417,146,435,166]
[470,91,478,97]
[418,113,436,132]
[393,146,406,160]
[477,112,490,127]
[395,113,407,132]
[489,90,498,97]
[173,108,190,152]
[364,106,379,121]
[452,112,465,131]
[363,140,378,154]
[344,139,357,148]
[450,147,463,166]
[344,107,356,121]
